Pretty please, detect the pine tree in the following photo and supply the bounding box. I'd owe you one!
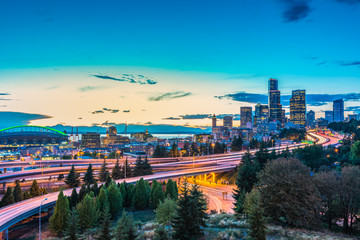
[77,194,99,230]
[13,180,23,202]
[155,197,177,225]
[126,184,135,208]
[244,189,266,240]
[30,179,41,197]
[152,183,165,209]
[112,158,122,180]
[78,185,86,202]
[105,175,112,188]
[121,157,132,178]
[133,178,150,210]
[98,187,110,214]
[114,210,137,240]
[96,205,112,240]
[64,209,79,240]
[23,191,32,200]
[133,156,144,176]
[1,187,15,206]
[65,165,80,188]
[107,182,123,218]
[119,182,127,203]
[142,156,153,175]
[189,182,208,237]
[154,226,170,240]
[99,159,110,182]
[69,188,79,209]
[91,181,100,196]
[49,191,70,236]
[83,164,96,185]
[165,179,178,200]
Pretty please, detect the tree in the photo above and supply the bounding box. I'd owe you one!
[142,156,153,175]
[65,165,80,188]
[151,182,165,209]
[83,164,96,185]
[254,144,270,169]
[91,181,100,196]
[96,205,112,240]
[13,180,23,202]
[112,158,122,180]
[69,188,79,209]
[107,182,123,218]
[114,210,137,240]
[122,158,132,178]
[231,136,243,152]
[99,159,110,182]
[189,182,208,237]
[49,191,70,236]
[170,143,179,157]
[133,178,150,210]
[244,189,266,240]
[293,145,327,170]
[154,226,170,240]
[1,187,15,206]
[77,194,99,230]
[133,156,144,176]
[78,185,86,202]
[98,187,110,214]
[214,142,223,154]
[64,209,79,240]
[258,158,320,228]
[155,197,177,225]
[30,179,41,197]
[165,179,178,200]
[350,141,360,165]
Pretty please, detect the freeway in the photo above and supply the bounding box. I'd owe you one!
[0,131,337,234]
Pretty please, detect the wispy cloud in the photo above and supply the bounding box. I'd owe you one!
[123,110,130,113]
[162,117,181,120]
[78,86,104,92]
[91,108,120,114]
[149,91,192,101]
[0,93,10,96]
[92,74,158,85]
[337,61,360,66]
[279,0,312,22]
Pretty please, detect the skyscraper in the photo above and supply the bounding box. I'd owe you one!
[325,111,334,123]
[240,107,252,128]
[268,78,282,122]
[333,99,344,122]
[306,110,315,128]
[290,90,306,127]
[254,103,269,128]
[223,116,233,129]
[212,114,217,128]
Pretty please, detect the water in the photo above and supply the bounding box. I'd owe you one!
[73,133,194,140]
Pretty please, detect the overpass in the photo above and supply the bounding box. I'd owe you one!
[0,131,338,236]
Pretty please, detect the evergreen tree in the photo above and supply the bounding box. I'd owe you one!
[119,182,127,203]
[13,180,23,202]
[155,197,177,225]
[170,143,179,157]
[165,179,178,200]
[122,157,132,178]
[91,181,100,196]
[126,184,135,208]
[214,142,222,154]
[77,194,99,230]
[49,191,70,236]
[99,159,110,182]
[133,156,144,176]
[231,136,243,152]
[189,182,208,237]
[83,164,96,185]
[1,187,15,206]
[105,175,112,188]
[107,182,123,218]
[97,187,110,214]
[112,158,122,180]
[153,145,164,158]
[69,188,79,209]
[133,178,150,210]
[244,189,266,240]
[254,144,270,169]
[96,205,112,240]
[23,191,32,200]
[78,185,86,202]
[65,165,80,188]
[142,155,153,175]
[154,226,170,240]
[30,179,41,197]
[64,209,79,240]
[152,182,165,209]
[114,210,137,240]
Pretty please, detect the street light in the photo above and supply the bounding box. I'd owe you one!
[39,198,48,240]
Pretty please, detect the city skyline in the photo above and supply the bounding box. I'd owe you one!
[1,0,360,129]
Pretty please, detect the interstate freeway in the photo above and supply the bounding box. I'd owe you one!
[0,131,339,234]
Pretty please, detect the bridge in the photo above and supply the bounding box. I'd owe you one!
[0,132,339,237]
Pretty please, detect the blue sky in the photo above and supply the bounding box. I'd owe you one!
[0,0,360,129]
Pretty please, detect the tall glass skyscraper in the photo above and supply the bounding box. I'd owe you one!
[268,78,282,122]
[333,99,344,122]
[240,107,252,128]
[290,90,306,127]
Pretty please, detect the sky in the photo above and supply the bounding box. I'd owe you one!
[0,0,360,130]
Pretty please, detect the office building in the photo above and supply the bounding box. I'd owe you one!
[290,90,306,127]
[212,114,217,128]
[348,114,357,121]
[102,126,130,147]
[333,99,344,122]
[223,116,233,129]
[306,110,315,128]
[254,104,269,130]
[268,78,282,122]
[240,107,252,128]
[82,132,101,148]
[325,111,334,123]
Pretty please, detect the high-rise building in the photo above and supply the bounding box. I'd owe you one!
[268,78,282,122]
[240,107,252,128]
[333,99,344,122]
[212,114,217,128]
[82,132,101,148]
[254,103,269,128]
[223,116,233,129]
[325,111,334,123]
[306,110,315,128]
[290,90,306,127]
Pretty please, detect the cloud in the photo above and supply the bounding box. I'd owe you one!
[335,0,360,3]
[78,86,104,92]
[0,112,52,128]
[92,108,120,114]
[123,110,130,113]
[346,106,360,113]
[92,74,158,85]
[179,114,212,120]
[216,92,360,107]
[162,117,181,120]
[91,110,104,114]
[337,61,360,66]
[280,0,312,22]
[149,91,192,101]
[0,93,10,96]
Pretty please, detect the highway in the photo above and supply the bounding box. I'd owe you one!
[0,131,338,234]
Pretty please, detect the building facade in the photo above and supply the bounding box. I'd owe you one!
[290,90,306,127]
[82,132,101,148]
[306,110,315,128]
[223,116,233,129]
[333,99,344,122]
[240,107,252,128]
[268,78,282,123]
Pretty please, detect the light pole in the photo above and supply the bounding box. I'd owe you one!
[39,198,48,240]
